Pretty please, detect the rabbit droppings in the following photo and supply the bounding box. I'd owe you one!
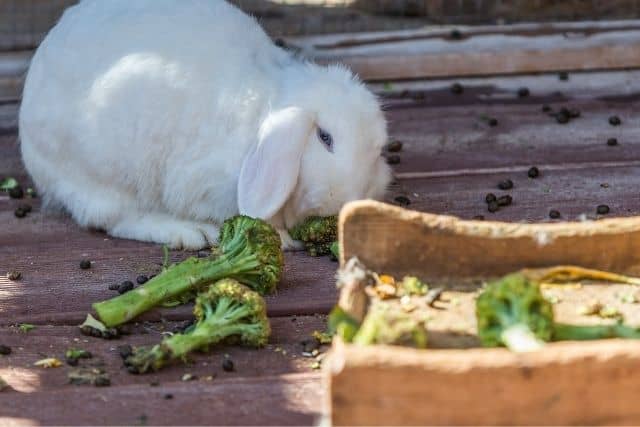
[19,0,392,249]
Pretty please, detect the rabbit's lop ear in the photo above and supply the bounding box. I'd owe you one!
[238,107,315,220]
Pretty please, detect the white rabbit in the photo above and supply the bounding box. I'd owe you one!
[19,0,392,250]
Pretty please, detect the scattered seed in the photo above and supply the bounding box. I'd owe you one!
[8,186,23,199]
[222,358,234,372]
[472,215,485,221]
[599,306,622,319]
[497,195,512,207]
[394,196,411,206]
[181,373,197,381]
[386,140,403,152]
[549,210,561,219]
[108,283,120,291]
[426,287,445,307]
[558,71,569,81]
[164,393,174,400]
[498,179,513,190]
[527,167,540,178]
[578,301,604,316]
[450,83,464,95]
[18,204,32,213]
[79,259,92,270]
[541,104,552,113]
[300,339,320,354]
[7,271,21,281]
[0,345,11,356]
[118,281,135,294]
[609,116,621,126]
[596,204,610,215]
[488,118,498,127]
[487,201,500,213]
[386,155,401,165]
[94,376,111,387]
[449,29,463,40]
[136,275,149,285]
[607,138,618,146]
[485,193,497,203]
[14,208,26,218]
[556,111,570,124]
[34,357,62,368]
[517,87,530,98]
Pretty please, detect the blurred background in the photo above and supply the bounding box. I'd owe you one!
[2,0,640,50]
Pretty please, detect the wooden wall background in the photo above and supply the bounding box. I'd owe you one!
[3,0,640,51]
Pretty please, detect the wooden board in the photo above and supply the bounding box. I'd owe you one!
[0,317,326,391]
[288,21,640,81]
[0,373,323,426]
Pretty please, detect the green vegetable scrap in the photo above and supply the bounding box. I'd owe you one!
[68,367,110,387]
[477,267,640,352]
[0,177,18,191]
[124,279,270,374]
[353,302,428,348]
[18,324,35,333]
[93,215,283,327]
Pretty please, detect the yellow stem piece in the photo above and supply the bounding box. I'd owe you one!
[521,266,640,286]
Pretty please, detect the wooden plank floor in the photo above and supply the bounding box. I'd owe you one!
[2,69,640,425]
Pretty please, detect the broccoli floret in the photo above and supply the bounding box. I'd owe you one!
[476,273,553,352]
[477,268,640,352]
[124,279,270,374]
[352,302,428,348]
[93,215,283,327]
[329,241,339,262]
[289,216,337,257]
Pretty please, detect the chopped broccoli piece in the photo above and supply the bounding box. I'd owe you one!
[18,324,35,333]
[352,302,428,348]
[398,276,429,296]
[65,348,92,363]
[289,216,337,256]
[328,306,360,342]
[93,215,283,327]
[0,177,18,191]
[477,269,640,352]
[124,279,270,373]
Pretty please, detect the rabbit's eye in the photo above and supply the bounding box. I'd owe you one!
[317,128,334,153]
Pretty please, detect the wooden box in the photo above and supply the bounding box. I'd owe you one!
[326,200,640,426]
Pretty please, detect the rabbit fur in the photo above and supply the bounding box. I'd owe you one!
[19,0,392,249]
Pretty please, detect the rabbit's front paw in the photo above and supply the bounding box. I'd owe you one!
[278,229,305,251]
[109,214,219,250]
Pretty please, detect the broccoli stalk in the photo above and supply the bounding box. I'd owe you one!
[124,279,270,373]
[93,216,283,327]
[289,216,337,257]
[476,268,640,352]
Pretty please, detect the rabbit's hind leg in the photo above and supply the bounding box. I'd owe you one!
[108,213,219,249]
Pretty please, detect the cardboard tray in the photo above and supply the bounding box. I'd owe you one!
[326,200,640,426]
